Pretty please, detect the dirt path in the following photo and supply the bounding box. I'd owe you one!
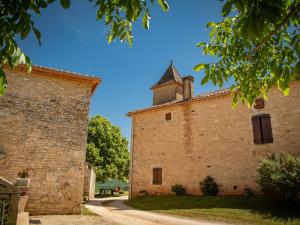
[29,215,117,225]
[85,196,227,225]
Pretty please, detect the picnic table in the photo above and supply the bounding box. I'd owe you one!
[99,187,120,196]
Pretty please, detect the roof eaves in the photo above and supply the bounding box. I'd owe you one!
[128,88,231,116]
[9,64,101,95]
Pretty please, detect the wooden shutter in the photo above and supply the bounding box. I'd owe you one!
[153,168,157,184]
[252,116,263,144]
[261,114,273,143]
[157,168,162,184]
[153,168,162,185]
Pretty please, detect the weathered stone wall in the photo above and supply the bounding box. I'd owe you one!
[83,162,96,199]
[130,81,300,198]
[0,69,93,215]
[153,83,183,105]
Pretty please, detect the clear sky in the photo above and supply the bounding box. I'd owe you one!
[18,0,228,141]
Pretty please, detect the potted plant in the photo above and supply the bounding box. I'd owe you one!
[15,169,30,187]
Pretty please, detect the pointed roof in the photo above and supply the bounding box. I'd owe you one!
[151,63,183,89]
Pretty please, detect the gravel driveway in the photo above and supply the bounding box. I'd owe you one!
[29,215,117,225]
[85,196,227,225]
[29,196,227,225]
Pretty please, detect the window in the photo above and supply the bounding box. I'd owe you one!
[152,168,162,185]
[254,98,265,109]
[165,113,171,121]
[252,114,273,144]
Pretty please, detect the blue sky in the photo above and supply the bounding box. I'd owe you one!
[18,0,227,141]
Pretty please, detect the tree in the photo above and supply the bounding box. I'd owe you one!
[0,0,169,95]
[86,115,129,182]
[194,0,300,107]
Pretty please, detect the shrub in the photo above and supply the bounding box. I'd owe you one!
[199,176,219,196]
[171,184,186,196]
[243,188,255,197]
[256,153,300,202]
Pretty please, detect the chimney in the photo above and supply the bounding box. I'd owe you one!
[182,76,194,100]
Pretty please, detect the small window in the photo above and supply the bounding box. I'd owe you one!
[252,114,273,144]
[165,113,171,121]
[254,98,265,109]
[152,168,162,185]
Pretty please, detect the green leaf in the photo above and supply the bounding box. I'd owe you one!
[294,61,300,76]
[201,74,209,85]
[33,27,41,45]
[21,26,31,39]
[142,12,150,30]
[206,21,216,28]
[60,0,70,9]
[277,78,289,96]
[283,87,290,96]
[0,69,7,96]
[232,92,238,109]
[193,63,205,72]
[157,0,169,12]
[196,42,206,47]
[222,0,233,17]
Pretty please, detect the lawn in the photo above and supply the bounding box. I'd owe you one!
[125,195,300,225]
[81,205,99,216]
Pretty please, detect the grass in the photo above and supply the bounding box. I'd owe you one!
[125,195,300,225]
[81,205,99,216]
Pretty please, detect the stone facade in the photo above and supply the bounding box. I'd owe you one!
[128,65,300,199]
[83,162,96,199]
[0,66,100,215]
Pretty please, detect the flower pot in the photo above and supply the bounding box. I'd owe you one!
[15,178,30,187]
[18,195,28,213]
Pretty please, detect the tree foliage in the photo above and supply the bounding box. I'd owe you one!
[86,115,129,182]
[257,153,300,202]
[194,0,300,107]
[0,0,169,96]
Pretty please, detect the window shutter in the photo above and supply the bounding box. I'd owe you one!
[252,116,262,144]
[157,168,162,184]
[261,114,273,143]
[153,169,157,184]
[153,168,162,185]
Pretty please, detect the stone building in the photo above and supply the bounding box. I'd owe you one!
[0,65,100,215]
[128,63,300,199]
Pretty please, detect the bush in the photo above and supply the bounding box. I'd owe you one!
[243,188,255,197]
[199,176,219,196]
[256,153,300,202]
[171,184,186,196]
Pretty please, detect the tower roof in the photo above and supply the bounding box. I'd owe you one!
[151,63,183,89]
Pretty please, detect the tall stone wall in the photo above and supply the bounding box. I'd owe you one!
[130,82,300,198]
[83,162,96,199]
[0,69,93,215]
